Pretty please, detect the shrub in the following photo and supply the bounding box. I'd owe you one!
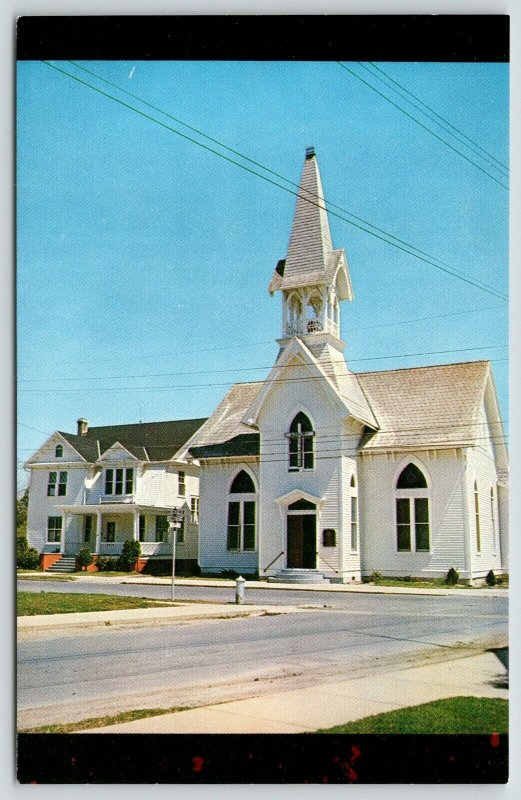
[220,569,240,580]
[369,571,383,584]
[118,539,141,572]
[77,547,93,569]
[17,547,40,570]
[486,569,496,587]
[98,557,118,572]
[445,567,459,586]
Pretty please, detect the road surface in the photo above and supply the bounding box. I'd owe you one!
[17,582,507,729]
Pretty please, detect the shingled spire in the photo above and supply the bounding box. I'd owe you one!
[268,148,353,345]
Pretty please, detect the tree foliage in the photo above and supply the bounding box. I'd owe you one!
[118,539,141,572]
[16,489,39,568]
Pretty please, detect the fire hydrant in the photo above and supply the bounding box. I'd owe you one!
[235,575,246,605]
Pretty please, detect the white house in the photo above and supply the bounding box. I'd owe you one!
[25,417,206,573]
[186,148,509,584]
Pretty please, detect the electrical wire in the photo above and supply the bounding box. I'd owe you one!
[17,344,507,389]
[40,60,508,302]
[358,61,509,177]
[17,303,504,375]
[336,62,509,191]
[68,61,505,297]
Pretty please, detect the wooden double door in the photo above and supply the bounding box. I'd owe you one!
[287,514,317,569]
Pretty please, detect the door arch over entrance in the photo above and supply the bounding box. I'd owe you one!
[287,499,317,568]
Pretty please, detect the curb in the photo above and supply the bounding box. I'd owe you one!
[17,603,304,634]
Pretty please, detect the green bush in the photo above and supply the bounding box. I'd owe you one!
[369,571,383,584]
[445,567,459,586]
[117,539,141,572]
[98,557,119,572]
[77,547,93,569]
[486,569,496,587]
[220,569,240,580]
[17,547,40,570]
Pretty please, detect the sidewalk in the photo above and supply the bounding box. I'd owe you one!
[45,573,508,598]
[87,648,508,734]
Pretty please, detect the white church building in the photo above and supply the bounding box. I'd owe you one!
[186,147,508,584]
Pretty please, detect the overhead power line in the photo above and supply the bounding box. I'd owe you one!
[18,343,507,393]
[17,304,504,375]
[67,61,503,301]
[358,61,509,177]
[336,61,509,191]
[40,60,507,303]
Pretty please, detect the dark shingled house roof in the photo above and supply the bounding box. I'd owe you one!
[60,418,207,463]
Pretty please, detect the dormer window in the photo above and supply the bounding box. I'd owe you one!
[104,468,134,496]
[287,412,314,471]
[55,444,63,458]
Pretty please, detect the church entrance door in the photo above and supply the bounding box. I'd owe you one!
[287,514,316,569]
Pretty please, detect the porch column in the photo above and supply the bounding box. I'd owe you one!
[133,510,139,542]
[95,510,102,554]
[60,513,68,554]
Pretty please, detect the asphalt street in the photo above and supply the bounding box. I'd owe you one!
[17,581,507,727]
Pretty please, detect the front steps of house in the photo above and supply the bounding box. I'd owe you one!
[268,568,330,584]
[45,556,77,573]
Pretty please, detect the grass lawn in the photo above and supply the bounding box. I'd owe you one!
[17,591,176,616]
[317,696,508,734]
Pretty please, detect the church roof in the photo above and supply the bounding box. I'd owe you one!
[357,360,491,451]
[185,382,264,458]
[268,149,352,300]
[187,360,494,459]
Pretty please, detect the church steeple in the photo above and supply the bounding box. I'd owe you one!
[268,148,353,350]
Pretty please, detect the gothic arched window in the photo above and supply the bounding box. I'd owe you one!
[227,470,256,552]
[55,444,63,458]
[287,412,314,471]
[474,481,481,553]
[350,474,358,551]
[306,293,323,333]
[395,463,429,552]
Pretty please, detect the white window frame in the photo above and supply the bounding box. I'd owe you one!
[350,474,358,552]
[190,496,199,524]
[105,521,116,543]
[47,516,62,543]
[286,412,315,472]
[178,471,186,497]
[47,470,68,497]
[227,470,257,552]
[104,467,134,496]
[155,515,168,543]
[491,486,497,553]
[474,481,481,553]
[83,515,93,543]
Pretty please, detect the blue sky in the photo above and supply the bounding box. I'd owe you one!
[16,60,509,489]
